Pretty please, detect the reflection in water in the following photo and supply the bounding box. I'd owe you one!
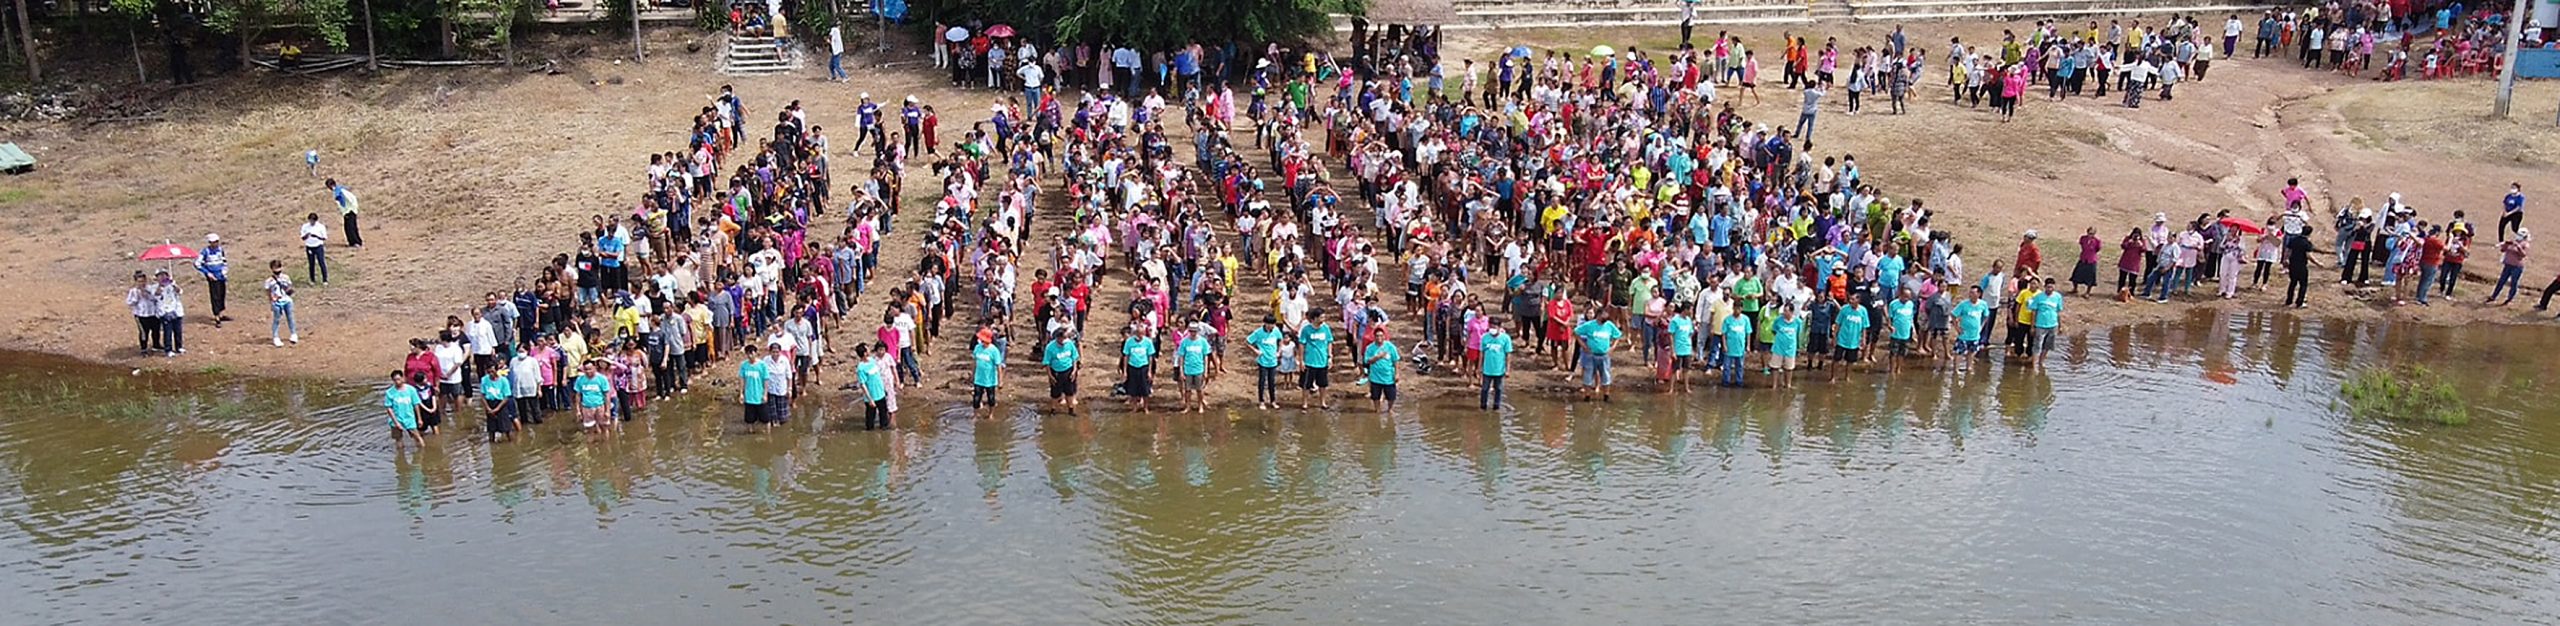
[5,312,2560,621]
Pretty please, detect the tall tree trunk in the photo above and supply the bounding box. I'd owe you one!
[14,0,38,82]
[630,0,643,61]
[362,0,378,69]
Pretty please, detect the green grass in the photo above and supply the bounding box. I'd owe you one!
[0,188,37,205]
[2338,365,2470,426]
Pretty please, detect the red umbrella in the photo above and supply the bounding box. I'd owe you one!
[139,243,198,261]
[2217,216,2266,235]
[986,24,1015,38]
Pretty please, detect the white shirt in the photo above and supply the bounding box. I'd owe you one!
[830,26,844,55]
[434,343,466,384]
[300,222,328,248]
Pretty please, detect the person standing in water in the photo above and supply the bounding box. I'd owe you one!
[1478,318,1514,409]
[1362,326,1402,413]
[738,343,768,430]
[383,371,426,449]
[2029,278,2065,370]
[1043,329,1081,413]
[478,363,517,443]
[970,330,1004,413]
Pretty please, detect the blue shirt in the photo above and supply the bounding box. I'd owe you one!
[1772,316,1804,357]
[1836,306,1870,349]
[2031,292,2064,329]
[574,374,612,408]
[1888,300,1917,340]
[1177,337,1212,376]
[1299,324,1336,367]
[1123,337,1157,368]
[479,374,513,402]
[972,343,1004,387]
[1878,255,1907,293]
[1954,300,1988,342]
[1667,316,1696,356]
[739,360,767,403]
[1480,331,1515,376]
[1043,340,1080,371]
[597,236,626,268]
[1365,341,1401,384]
[857,361,888,401]
[383,385,421,428]
[1247,328,1283,368]
[1721,314,1751,357]
[1575,320,1623,354]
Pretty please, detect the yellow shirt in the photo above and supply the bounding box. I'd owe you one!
[2015,288,2039,324]
[613,306,643,339]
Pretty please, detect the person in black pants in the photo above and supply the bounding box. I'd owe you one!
[2537,273,2560,311]
[2284,234,2319,308]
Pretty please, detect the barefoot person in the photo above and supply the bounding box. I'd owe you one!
[1478,318,1514,409]
[1042,329,1081,413]
[383,371,426,449]
[1361,326,1402,413]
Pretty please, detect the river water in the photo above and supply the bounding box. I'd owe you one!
[1,311,2555,625]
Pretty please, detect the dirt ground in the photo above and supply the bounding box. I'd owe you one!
[7,19,2560,410]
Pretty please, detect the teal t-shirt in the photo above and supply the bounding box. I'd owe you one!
[1575,319,1622,354]
[1178,337,1212,376]
[1668,316,1696,356]
[972,343,1004,386]
[574,374,611,408]
[1722,314,1751,357]
[1480,331,1514,376]
[1300,324,1336,368]
[1247,328,1283,368]
[1044,340,1079,371]
[857,361,888,401]
[740,360,767,402]
[1836,306,1870,349]
[1365,341,1401,384]
[479,374,513,402]
[1123,337,1157,367]
[2032,292,2064,329]
[1888,300,1917,340]
[1953,300,1987,342]
[1772,316,1803,357]
[383,385,421,428]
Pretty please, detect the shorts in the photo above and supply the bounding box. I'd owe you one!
[1125,365,1153,397]
[1890,339,1910,357]
[1674,354,1694,370]
[2032,327,2058,355]
[438,382,464,399]
[743,401,766,424]
[1300,366,1331,390]
[1835,346,1862,363]
[1954,339,1981,355]
[1579,352,1614,386]
[1181,372,1206,391]
[766,399,792,424]
[1774,354,1798,370]
[1368,382,1399,401]
[1050,369,1077,398]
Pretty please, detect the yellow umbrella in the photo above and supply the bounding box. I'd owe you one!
[1590,45,1615,57]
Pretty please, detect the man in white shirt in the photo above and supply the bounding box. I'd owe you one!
[1017,60,1045,109]
[828,25,846,81]
[298,212,330,285]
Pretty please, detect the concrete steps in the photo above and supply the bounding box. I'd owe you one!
[721,35,799,76]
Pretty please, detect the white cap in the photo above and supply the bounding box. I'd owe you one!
[2520,228,2533,240]
[205,233,221,243]
[2153,212,2167,222]
[860,92,871,99]
[905,94,917,102]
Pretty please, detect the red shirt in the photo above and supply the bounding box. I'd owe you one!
[2419,236,2446,266]
[2016,240,2043,274]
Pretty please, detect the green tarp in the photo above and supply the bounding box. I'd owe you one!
[0,143,32,174]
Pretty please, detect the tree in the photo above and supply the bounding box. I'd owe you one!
[916,0,1352,51]
[14,0,37,81]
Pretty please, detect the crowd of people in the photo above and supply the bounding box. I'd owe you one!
[106,15,2546,444]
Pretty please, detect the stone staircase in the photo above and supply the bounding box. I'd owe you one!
[1807,0,1857,21]
[720,35,798,76]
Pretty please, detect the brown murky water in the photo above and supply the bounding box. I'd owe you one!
[3,310,2557,624]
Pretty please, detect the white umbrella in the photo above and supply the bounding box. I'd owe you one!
[944,26,970,42]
